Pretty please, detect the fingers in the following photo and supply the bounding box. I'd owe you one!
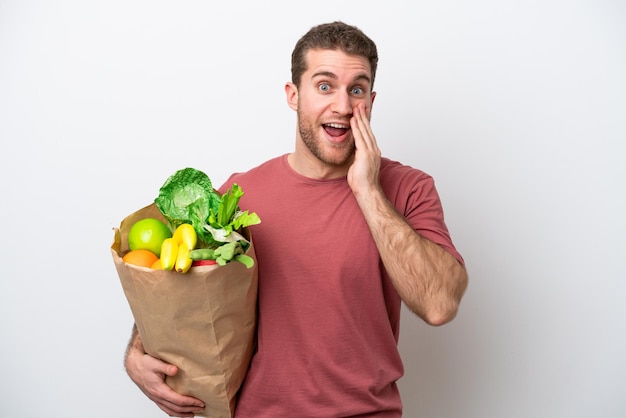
[351,103,378,152]
[157,402,200,418]
[138,355,205,416]
[347,102,383,194]
[147,381,205,417]
[152,383,205,417]
[156,394,205,418]
[146,355,178,378]
[147,371,205,417]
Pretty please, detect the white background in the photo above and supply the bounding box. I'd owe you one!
[1,1,625,417]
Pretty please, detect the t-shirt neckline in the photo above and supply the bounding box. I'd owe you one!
[280,154,349,186]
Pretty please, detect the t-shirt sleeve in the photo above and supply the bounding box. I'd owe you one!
[400,173,465,266]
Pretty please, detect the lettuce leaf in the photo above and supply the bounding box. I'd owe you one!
[154,168,261,266]
[204,183,261,249]
[154,167,221,247]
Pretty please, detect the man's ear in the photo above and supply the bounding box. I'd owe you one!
[285,82,298,111]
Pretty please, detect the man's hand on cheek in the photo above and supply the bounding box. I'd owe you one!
[348,103,382,197]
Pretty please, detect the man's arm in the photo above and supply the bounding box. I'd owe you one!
[349,104,468,325]
[124,325,205,417]
[354,188,467,325]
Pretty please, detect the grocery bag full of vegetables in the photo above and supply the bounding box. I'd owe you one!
[111,168,260,418]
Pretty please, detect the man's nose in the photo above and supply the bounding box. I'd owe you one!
[331,91,353,115]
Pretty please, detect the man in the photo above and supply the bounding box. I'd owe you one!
[125,21,468,417]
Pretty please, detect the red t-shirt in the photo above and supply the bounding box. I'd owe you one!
[220,155,463,417]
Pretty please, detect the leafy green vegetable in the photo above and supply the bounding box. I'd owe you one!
[205,183,261,249]
[233,254,255,269]
[212,242,254,268]
[155,167,261,268]
[216,184,243,226]
[154,167,221,247]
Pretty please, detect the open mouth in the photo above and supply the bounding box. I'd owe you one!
[323,123,350,138]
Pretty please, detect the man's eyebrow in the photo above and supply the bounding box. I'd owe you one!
[311,71,338,80]
[353,73,372,84]
[311,71,371,85]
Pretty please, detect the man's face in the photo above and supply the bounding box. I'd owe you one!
[286,49,375,170]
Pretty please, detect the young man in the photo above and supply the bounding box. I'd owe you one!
[125,21,468,417]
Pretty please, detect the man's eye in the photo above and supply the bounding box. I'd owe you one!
[352,87,364,95]
[319,83,330,92]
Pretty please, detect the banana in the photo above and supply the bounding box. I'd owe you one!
[173,223,197,250]
[159,237,178,270]
[175,243,193,273]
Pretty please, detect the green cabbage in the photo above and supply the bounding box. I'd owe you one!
[154,167,221,247]
[154,167,261,256]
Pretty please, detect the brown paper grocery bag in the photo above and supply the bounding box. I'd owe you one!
[111,203,258,418]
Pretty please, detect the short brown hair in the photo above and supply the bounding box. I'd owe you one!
[290,21,379,89]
